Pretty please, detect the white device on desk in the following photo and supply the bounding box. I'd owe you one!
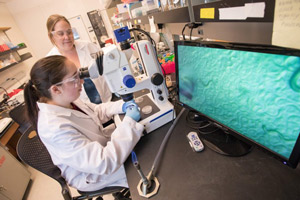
[187,131,204,152]
[0,117,12,134]
[86,40,175,134]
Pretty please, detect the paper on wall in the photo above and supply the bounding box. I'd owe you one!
[272,0,300,50]
[219,2,265,20]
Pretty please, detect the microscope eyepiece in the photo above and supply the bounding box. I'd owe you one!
[96,51,104,76]
[79,69,90,79]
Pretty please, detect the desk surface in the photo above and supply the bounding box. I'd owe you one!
[125,109,300,200]
[0,122,19,145]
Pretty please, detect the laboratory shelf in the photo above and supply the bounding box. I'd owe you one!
[0,44,28,56]
[122,6,190,25]
[149,6,190,24]
[0,52,32,73]
[0,27,33,73]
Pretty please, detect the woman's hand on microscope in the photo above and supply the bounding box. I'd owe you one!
[125,103,141,122]
[122,100,137,113]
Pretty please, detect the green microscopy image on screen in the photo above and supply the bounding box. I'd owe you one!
[178,45,300,159]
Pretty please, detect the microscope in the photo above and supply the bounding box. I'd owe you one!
[81,27,177,198]
[83,27,175,134]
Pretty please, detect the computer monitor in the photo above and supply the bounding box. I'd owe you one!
[175,40,300,168]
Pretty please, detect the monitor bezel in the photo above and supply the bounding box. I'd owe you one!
[174,40,300,168]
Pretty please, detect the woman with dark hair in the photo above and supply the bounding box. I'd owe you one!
[24,55,143,192]
[46,14,111,104]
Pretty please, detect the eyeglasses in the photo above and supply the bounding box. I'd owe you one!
[51,28,73,38]
[54,71,81,88]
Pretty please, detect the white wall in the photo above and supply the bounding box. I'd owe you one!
[5,0,113,59]
[0,3,37,99]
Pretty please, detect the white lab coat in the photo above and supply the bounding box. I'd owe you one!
[37,99,144,192]
[47,40,112,103]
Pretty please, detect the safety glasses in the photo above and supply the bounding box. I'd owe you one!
[51,28,73,38]
[54,71,81,88]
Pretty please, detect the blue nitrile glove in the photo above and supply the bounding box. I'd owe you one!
[125,104,141,121]
[122,100,137,113]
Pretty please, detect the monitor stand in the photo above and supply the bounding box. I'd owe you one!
[200,128,253,157]
[187,111,252,157]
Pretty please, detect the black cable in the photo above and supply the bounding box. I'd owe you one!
[0,87,9,101]
[182,24,188,41]
[185,115,213,130]
[129,28,156,50]
[182,22,203,41]
[184,109,221,134]
[198,127,219,135]
[0,87,10,109]
[0,86,9,96]
[185,109,209,129]
[197,119,220,135]
[167,87,177,106]
[190,27,193,41]
[168,86,177,96]
[129,27,168,80]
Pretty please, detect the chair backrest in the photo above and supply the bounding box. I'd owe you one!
[9,103,32,134]
[16,130,73,200]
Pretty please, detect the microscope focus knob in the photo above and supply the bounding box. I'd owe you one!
[151,73,164,86]
[123,75,136,88]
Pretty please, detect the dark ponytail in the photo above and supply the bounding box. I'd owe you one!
[24,55,68,129]
[24,80,39,129]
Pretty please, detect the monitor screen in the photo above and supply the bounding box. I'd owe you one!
[175,40,300,168]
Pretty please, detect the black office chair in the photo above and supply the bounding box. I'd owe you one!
[16,130,130,200]
[9,102,32,134]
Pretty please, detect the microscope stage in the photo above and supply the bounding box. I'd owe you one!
[115,93,175,134]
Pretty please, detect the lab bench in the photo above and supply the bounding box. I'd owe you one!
[124,109,300,200]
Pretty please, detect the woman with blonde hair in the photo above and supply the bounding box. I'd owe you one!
[46,14,111,103]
